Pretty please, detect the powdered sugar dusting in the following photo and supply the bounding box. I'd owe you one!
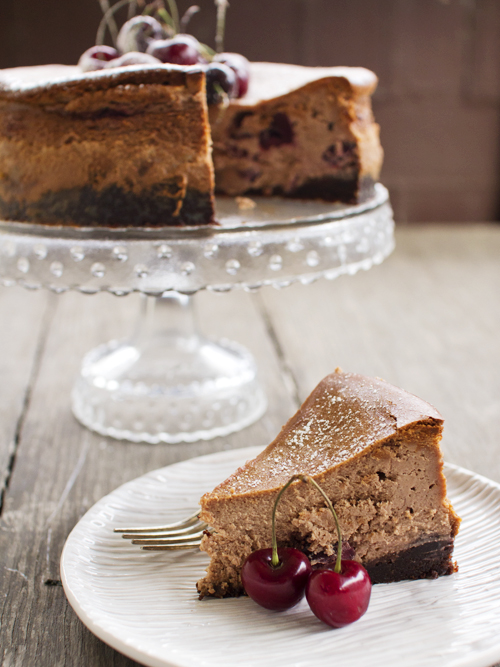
[238,63,378,106]
[0,63,202,95]
[0,65,82,92]
[213,371,442,496]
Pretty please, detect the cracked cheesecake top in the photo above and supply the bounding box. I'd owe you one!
[203,369,443,497]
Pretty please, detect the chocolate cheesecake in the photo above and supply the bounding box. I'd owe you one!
[0,62,383,227]
[197,370,460,598]
[212,63,383,204]
[0,64,215,227]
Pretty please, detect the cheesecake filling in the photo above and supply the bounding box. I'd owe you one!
[211,69,382,203]
[197,426,460,599]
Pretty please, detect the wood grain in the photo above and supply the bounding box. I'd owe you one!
[0,287,51,509]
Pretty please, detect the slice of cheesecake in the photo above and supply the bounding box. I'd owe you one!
[197,369,460,598]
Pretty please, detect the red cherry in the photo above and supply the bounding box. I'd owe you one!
[205,62,237,105]
[306,561,372,628]
[78,45,119,72]
[116,15,165,54]
[147,35,205,65]
[213,52,250,97]
[241,547,312,611]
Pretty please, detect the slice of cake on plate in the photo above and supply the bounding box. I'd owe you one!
[197,369,460,598]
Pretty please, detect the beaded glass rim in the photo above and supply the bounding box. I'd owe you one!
[0,184,394,295]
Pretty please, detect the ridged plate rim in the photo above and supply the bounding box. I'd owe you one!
[61,446,500,667]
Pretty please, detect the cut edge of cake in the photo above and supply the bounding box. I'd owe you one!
[211,62,383,204]
[0,64,216,227]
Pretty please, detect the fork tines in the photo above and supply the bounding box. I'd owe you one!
[114,510,201,535]
[114,510,208,551]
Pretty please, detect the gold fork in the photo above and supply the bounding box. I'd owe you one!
[114,510,210,551]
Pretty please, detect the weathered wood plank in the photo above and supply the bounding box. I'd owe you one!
[0,287,51,509]
[0,287,295,666]
[259,224,500,483]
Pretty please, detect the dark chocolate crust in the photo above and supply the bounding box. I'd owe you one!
[231,175,376,205]
[197,537,457,599]
[297,534,457,584]
[197,583,243,600]
[0,184,214,227]
[283,174,375,204]
[364,538,457,584]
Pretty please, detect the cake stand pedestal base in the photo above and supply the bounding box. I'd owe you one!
[71,292,267,443]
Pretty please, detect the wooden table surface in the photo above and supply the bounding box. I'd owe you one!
[1,223,499,666]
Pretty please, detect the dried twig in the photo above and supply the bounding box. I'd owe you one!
[97,0,119,44]
[215,0,229,53]
[180,5,200,33]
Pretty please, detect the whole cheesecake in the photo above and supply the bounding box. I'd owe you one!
[197,369,460,598]
[0,62,383,227]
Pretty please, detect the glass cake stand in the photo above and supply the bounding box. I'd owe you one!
[0,184,394,444]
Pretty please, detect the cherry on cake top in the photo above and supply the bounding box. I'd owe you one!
[77,1,250,105]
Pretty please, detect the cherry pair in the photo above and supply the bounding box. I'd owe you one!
[240,475,372,628]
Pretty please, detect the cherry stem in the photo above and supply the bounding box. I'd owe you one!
[128,0,137,19]
[97,0,119,44]
[270,474,343,574]
[270,475,299,567]
[165,0,180,33]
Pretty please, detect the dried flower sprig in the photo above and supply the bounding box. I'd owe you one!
[96,0,225,57]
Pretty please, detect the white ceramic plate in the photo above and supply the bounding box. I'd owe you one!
[61,447,500,667]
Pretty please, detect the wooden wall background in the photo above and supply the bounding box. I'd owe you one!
[1,0,500,223]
